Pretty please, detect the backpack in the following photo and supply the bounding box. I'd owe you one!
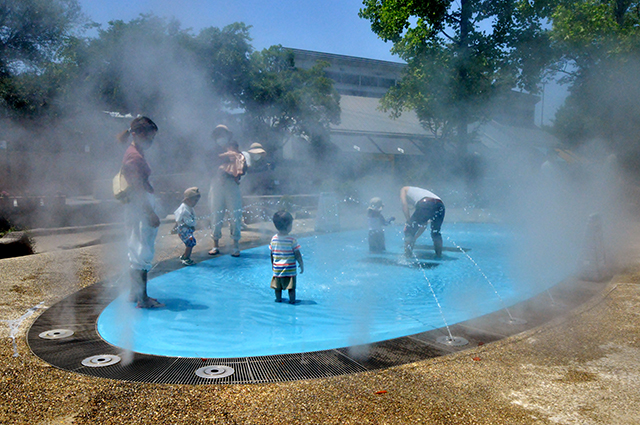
[112,169,131,203]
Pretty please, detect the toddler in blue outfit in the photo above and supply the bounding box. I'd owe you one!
[175,187,201,266]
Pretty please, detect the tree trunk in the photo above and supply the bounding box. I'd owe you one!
[456,0,472,158]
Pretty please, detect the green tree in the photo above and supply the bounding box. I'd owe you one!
[549,0,640,153]
[242,46,341,161]
[359,0,550,153]
[0,0,84,116]
[79,15,255,117]
[193,22,254,107]
[81,14,199,114]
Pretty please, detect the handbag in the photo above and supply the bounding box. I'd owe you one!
[112,168,131,203]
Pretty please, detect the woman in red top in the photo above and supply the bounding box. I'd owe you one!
[118,116,164,308]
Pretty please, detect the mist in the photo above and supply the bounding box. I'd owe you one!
[4,6,640,363]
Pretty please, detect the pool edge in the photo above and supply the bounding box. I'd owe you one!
[27,270,611,384]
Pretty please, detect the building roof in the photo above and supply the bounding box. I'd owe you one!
[286,48,405,70]
[329,132,427,156]
[473,120,558,151]
[328,95,434,156]
[331,95,430,137]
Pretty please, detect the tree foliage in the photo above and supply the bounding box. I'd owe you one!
[359,0,550,146]
[0,0,83,75]
[0,8,340,164]
[549,0,640,153]
[242,46,341,157]
[79,15,213,115]
[0,0,84,116]
[193,22,254,106]
[76,16,339,154]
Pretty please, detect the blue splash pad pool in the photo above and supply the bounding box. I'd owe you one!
[98,223,548,358]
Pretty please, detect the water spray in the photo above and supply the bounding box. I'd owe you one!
[408,250,468,347]
[1,302,45,356]
[446,236,526,325]
[545,288,564,307]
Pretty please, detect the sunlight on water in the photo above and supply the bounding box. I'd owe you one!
[97,223,551,357]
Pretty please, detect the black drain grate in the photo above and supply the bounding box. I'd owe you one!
[27,271,607,385]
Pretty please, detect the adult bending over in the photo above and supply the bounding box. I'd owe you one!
[400,186,445,258]
[119,116,164,308]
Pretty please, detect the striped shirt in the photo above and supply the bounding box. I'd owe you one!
[269,234,301,277]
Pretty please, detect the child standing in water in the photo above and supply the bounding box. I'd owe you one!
[269,210,304,304]
[174,187,201,266]
[367,197,395,253]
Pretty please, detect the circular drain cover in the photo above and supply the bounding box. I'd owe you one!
[195,365,235,379]
[82,354,121,367]
[39,329,74,340]
[436,336,469,347]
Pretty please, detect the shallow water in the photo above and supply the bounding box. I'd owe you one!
[97,223,554,358]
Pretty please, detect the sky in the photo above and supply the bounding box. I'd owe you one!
[77,0,398,62]
[76,0,566,124]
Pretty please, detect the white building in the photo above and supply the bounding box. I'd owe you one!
[284,48,560,176]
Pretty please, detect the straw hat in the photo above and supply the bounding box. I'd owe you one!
[369,197,384,211]
[183,187,201,202]
[247,142,266,155]
[211,124,232,139]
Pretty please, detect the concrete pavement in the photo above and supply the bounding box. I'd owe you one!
[1,212,639,424]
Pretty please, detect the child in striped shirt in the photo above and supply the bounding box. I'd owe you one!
[269,210,304,304]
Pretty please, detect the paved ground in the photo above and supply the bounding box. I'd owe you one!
[1,211,640,424]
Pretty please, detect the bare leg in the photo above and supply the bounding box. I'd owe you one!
[432,232,443,258]
[209,239,220,255]
[404,236,414,257]
[136,270,164,308]
[405,226,426,257]
[128,268,143,302]
[288,289,296,304]
[274,289,282,302]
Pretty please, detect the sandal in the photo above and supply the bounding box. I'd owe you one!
[208,248,220,255]
[231,250,240,257]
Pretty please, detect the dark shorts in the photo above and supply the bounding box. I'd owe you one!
[369,230,386,252]
[405,198,445,237]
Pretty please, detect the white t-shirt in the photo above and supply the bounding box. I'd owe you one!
[241,151,252,168]
[174,203,196,228]
[406,186,440,206]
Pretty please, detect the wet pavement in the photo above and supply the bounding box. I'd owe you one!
[1,210,640,424]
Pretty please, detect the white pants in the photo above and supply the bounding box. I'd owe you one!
[209,174,243,242]
[124,193,158,271]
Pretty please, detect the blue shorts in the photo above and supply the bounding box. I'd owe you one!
[178,226,197,248]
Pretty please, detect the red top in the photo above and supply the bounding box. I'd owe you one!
[122,144,153,194]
